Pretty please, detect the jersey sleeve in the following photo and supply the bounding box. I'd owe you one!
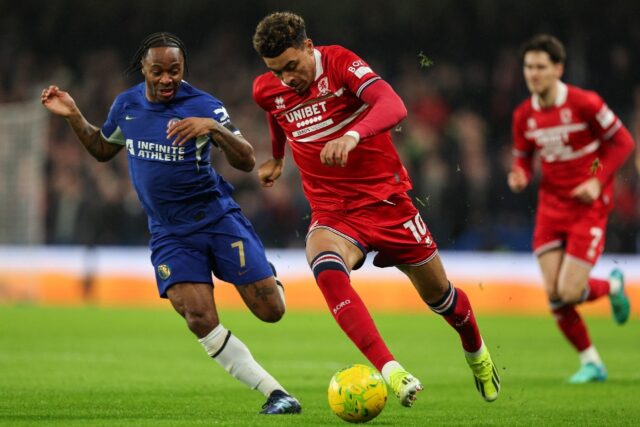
[207,97,241,135]
[267,112,286,159]
[581,90,621,141]
[511,107,535,179]
[331,46,381,99]
[349,80,407,140]
[252,76,286,158]
[100,96,126,145]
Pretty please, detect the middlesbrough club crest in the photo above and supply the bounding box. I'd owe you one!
[317,77,329,95]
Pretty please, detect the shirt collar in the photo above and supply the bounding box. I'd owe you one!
[532,81,567,111]
[313,48,323,81]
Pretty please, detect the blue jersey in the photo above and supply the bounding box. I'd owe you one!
[101,82,240,236]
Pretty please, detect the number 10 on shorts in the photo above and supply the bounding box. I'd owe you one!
[403,213,430,245]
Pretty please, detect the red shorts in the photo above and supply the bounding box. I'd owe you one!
[307,193,438,268]
[533,198,609,265]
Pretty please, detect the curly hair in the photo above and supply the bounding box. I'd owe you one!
[124,32,188,75]
[252,12,308,58]
[521,34,566,64]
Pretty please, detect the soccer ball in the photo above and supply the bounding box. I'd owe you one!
[327,364,387,423]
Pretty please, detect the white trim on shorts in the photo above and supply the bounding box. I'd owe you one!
[306,225,367,257]
[534,239,563,257]
[564,253,595,268]
[397,249,440,268]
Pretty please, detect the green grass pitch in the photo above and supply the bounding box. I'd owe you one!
[1,305,638,426]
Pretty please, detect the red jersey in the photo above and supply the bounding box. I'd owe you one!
[512,82,622,211]
[253,45,411,211]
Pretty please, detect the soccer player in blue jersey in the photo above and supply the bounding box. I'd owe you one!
[41,32,301,415]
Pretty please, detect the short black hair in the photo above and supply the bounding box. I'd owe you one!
[521,34,566,64]
[124,32,188,75]
[252,11,307,58]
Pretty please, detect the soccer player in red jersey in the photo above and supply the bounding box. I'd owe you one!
[251,11,500,405]
[509,34,634,383]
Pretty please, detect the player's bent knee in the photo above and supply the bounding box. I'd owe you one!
[184,309,218,336]
[557,287,583,304]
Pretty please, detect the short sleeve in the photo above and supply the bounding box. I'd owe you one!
[208,97,241,135]
[511,107,534,157]
[100,96,126,145]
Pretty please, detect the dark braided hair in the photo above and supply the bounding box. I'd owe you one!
[124,32,188,75]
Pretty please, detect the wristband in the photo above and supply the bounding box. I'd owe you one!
[344,130,360,144]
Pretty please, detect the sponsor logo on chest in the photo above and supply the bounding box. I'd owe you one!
[125,117,186,161]
[284,101,328,123]
[524,114,591,161]
[277,81,349,138]
[126,139,186,161]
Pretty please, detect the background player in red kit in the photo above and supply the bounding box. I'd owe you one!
[252,11,500,406]
[508,34,634,383]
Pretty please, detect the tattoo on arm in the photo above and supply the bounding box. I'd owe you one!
[84,127,106,158]
[213,126,255,172]
[68,114,121,161]
[83,129,120,161]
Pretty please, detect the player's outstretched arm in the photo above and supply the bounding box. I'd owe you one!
[41,85,122,162]
[167,117,255,172]
[258,158,284,188]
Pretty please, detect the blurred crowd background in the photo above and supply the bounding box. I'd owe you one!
[2,0,639,252]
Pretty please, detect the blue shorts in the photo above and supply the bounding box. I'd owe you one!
[149,209,273,298]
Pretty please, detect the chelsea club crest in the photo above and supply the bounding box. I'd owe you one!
[157,264,171,280]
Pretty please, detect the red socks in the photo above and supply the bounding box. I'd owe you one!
[312,252,485,363]
[312,252,394,371]
[551,304,591,351]
[549,276,607,352]
[428,284,482,352]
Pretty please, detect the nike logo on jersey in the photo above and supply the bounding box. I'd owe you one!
[125,115,136,120]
